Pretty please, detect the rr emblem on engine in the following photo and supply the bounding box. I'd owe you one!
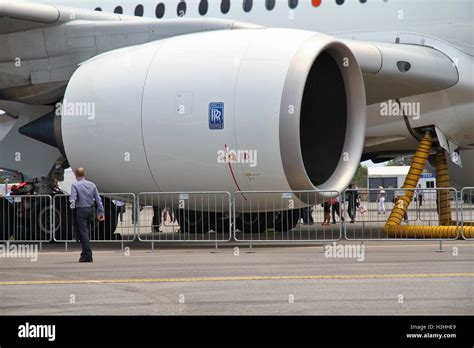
[209,102,224,130]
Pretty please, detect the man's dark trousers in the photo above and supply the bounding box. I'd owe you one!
[348,201,357,222]
[75,207,94,260]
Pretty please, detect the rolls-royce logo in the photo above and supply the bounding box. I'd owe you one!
[209,102,224,130]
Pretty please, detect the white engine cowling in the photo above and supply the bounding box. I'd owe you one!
[61,28,366,210]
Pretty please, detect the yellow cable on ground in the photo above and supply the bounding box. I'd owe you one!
[383,132,474,238]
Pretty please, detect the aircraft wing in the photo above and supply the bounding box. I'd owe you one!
[0,1,122,34]
[0,1,257,105]
[0,1,459,106]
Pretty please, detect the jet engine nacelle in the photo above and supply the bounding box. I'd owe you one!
[61,28,366,211]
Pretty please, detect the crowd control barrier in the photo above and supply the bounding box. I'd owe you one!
[0,195,53,243]
[232,190,343,243]
[136,192,232,243]
[343,187,459,240]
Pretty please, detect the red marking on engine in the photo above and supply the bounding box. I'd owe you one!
[225,144,247,201]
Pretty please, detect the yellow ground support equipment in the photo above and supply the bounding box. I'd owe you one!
[383,132,473,238]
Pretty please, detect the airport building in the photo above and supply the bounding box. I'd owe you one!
[367,166,436,202]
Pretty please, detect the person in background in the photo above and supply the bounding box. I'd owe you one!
[331,195,344,224]
[302,206,314,225]
[416,184,424,207]
[355,185,362,210]
[377,186,386,215]
[346,184,359,223]
[69,167,105,263]
[321,201,331,226]
[113,199,125,223]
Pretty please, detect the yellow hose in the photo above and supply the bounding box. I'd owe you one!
[384,132,432,229]
[383,132,474,238]
[435,147,474,236]
[435,148,453,226]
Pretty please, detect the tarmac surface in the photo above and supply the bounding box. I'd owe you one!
[0,240,473,315]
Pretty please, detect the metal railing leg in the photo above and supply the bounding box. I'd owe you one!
[320,242,327,253]
[210,240,219,253]
[436,240,445,253]
[246,240,255,254]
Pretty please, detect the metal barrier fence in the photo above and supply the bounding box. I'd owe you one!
[461,187,474,239]
[345,188,419,223]
[416,188,456,222]
[136,192,232,242]
[233,190,343,243]
[343,188,459,240]
[2,188,472,246]
[52,193,136,243]
[0,195,53,242]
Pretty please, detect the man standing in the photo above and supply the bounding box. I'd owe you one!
[377,186,386,215]
[416,184,424,207]
[70,168,105,262]
[346,184,359,223]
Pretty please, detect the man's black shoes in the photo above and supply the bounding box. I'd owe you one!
[79,258,93,263]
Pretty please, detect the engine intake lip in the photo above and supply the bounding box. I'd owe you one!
[279,35,366,197]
